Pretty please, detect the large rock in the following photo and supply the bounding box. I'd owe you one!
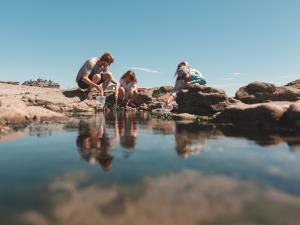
[285,79,300,89]
[176,83,236,115]
[280,102,300,128]
[213,101,300,129]
[235,81,300,104]
[135,92,153,106]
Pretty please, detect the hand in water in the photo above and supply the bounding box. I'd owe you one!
[162,103,173,113]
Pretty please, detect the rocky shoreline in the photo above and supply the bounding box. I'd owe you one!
[1,80,300,133]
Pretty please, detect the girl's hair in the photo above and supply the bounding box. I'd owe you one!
[177,61,190,70]
[121,70,137,83]
[174,61,190,78]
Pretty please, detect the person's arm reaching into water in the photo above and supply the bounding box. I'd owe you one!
[110,77,119,104]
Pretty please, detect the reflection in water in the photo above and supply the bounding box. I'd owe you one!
[20,170,300,225]
[218,124,300,151]
[76,114,115,171]
[175,123,220,159]
[75,113,300,168]
[115,112,138,149]
[0,123,66,141]
[76,112,139,171]
[2,112,300,225]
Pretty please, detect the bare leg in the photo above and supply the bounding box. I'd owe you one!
[118,87,126,105]
[128,89,138,107]
[87,74,102,92]
[101,72,113,92]
[114,85,119,104]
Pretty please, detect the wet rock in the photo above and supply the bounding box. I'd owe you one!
[135,92,153,106]
[176,83,234,116]
[172,113,198,120]
[149,102,164,110]
[125,106,137,112]
[139,103,149,111]
[235,81,300,104]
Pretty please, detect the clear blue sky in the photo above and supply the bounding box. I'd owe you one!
[0,0,299,96]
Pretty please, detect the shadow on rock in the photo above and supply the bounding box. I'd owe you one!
[62,89,86,101]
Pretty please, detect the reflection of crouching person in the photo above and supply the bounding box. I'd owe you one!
[76,52,117,95]
[117,70,138,107]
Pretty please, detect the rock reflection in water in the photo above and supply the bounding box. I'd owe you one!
[175,123,221,159]
[218,125,300,151]
[0,123,66,141]
[75,112,300,168]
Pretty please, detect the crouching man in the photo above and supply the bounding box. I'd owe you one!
[76,52,117,95]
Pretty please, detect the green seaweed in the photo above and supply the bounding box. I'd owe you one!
[195,115,209,122]
[154,113,176,120]
[112,105,125,112]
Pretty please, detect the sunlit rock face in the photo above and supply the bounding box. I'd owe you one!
[20,170,300,225]
[0,83,96,128]
[235,81,300,104]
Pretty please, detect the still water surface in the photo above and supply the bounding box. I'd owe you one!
[1,112,300,225]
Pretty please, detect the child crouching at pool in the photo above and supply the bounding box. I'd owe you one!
[166,61,206,105]
[117,70,138,107]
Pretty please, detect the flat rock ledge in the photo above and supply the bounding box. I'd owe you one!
[0,83,90,131]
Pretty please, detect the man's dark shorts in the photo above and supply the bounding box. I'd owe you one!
[77,74,103,89]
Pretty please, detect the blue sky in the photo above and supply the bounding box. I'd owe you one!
[0,0,299,96]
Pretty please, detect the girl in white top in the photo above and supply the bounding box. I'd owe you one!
[117,70,138,107]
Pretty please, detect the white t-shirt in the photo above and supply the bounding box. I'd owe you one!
[119,78,137,91]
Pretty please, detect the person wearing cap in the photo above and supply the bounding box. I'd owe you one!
[76,52,118,95]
